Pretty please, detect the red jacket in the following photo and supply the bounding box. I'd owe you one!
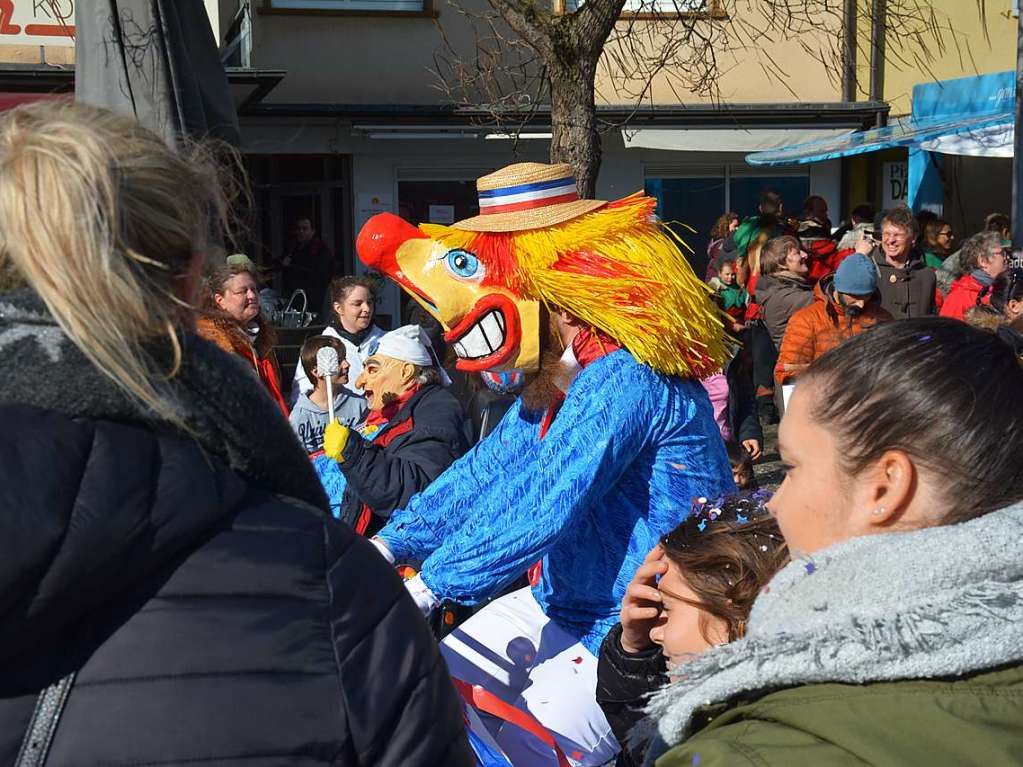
[940,274,989,321]
[804,238,850,284]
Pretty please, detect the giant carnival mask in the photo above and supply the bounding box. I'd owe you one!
[357,163,727,377]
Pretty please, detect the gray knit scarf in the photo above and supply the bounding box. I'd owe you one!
[642,500,1023,760]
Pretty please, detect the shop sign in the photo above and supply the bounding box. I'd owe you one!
[0,1,75,47]
[882,161,907,209]
[428,204,455,225]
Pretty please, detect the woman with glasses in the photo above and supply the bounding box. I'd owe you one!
[921,218,954,270]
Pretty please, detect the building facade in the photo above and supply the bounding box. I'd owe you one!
[0,0,1011,323]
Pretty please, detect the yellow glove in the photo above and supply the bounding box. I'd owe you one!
[323,419,350,463]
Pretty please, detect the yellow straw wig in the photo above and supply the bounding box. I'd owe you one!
[421,193,728,378]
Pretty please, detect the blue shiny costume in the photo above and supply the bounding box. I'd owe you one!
[379,350,734,654]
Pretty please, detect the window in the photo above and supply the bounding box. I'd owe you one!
[564,0,722,16]
[645,168,809,276]
[264,0,426,14]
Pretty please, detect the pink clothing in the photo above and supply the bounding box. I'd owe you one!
[700,372,731,442]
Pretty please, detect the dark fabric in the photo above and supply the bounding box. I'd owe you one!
[329,316,375,348]
[745,322,778,391]
[281,238,335,313]
[997,325,1023,359]
[871,247,938,319]
[755,272,815,349]
[0,289,473,766]
[2,290,321,510]
[339,385,473,529]
[725,345,762,446]
[595,623,667,767]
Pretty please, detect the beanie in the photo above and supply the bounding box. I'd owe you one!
[834,254,878,296]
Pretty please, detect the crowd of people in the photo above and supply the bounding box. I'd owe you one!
[1,101,1023,767]
[702,192,1021,437]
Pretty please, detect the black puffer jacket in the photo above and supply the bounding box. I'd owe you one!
[595,623,667,767]
[0,290,474,766]
[339,384,472,535]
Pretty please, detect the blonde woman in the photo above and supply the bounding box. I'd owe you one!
[0,102,472,766]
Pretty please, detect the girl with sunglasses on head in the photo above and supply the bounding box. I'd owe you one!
[596,492,788,767]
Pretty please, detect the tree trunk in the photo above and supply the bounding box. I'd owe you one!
[549,57,601,199]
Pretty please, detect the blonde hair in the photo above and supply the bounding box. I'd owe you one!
[745,231,771,276]
[0,101,235,426]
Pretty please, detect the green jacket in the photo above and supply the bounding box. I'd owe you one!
[644,502,1023,767]
[657,664,1023,766]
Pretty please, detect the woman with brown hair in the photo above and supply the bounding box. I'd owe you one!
[290,275,385,405]
[755,235,814,350]
[197,260,289,415]
[0,101,472,766]
[596,492,788,767]
[921,218,954,270]
[649,318,1023,766]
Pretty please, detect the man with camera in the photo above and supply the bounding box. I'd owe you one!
[855,206,939,319]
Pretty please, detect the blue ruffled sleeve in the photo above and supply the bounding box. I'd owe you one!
[377,397,537,561]
[418,358,666,603]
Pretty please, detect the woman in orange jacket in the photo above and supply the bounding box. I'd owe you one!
[775,254,893,385]
[196,260,289,415]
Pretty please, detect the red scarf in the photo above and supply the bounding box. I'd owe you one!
[538,328,621,440]
[363,383,421,431]
[571,327,620,367]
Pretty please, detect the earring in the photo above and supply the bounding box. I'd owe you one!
[871,506,886,516]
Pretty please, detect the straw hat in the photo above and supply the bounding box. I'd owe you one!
[452,162,607,233]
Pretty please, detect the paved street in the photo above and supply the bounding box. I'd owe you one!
[754,423,784,491]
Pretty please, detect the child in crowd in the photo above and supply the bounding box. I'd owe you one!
[727,441,758,490]
[716,259,748,334]
[596,492,786,767]
[289,336,366,455]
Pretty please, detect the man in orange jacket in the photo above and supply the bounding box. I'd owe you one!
[776,254,894,385]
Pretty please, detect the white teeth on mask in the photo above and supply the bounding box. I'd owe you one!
[453,310,506,360]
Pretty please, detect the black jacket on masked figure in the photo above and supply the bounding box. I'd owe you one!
[338,384,473,536]
[0,290,473,767]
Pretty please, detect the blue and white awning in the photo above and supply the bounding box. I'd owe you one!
[746,110,1012,166]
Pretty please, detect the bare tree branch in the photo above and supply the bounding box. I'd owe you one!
[431,0,991,196]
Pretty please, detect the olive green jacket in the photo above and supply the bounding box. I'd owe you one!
[657,664,1023,766]
[643,502,1023,767]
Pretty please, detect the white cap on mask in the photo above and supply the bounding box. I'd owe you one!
[368,324,451,386]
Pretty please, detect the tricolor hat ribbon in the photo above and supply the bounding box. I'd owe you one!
[477,175,578,216]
